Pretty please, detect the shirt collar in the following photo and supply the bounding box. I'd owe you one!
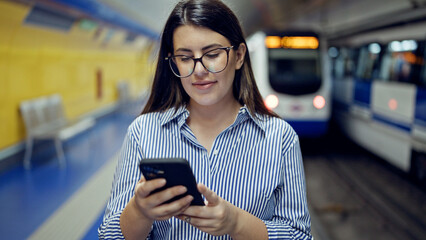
[159,105,266,133]
[159,105,189,127]
[237,105,266,133]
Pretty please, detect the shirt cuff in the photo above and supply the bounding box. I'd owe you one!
[262,219,312,240]
[98,212,125,240]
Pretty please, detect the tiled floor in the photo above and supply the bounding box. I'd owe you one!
[0,109,138,240]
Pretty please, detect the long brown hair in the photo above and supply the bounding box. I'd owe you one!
[142,0,278,118]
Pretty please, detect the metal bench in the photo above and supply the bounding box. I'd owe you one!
[19,94,95,169]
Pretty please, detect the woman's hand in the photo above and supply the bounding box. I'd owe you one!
[132,175,194,221]
[121,176,194,240]
[177,183,242,237]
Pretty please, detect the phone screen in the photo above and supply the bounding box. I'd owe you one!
[139,158,205,206]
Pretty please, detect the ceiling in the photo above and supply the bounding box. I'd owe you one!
[96,0,426,40]
[14,0,426,42]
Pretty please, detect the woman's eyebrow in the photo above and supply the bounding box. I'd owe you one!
[201,43,223,50]
[175,48,192,53]
[175,43,224,53]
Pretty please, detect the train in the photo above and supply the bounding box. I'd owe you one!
[330,21,426,182]
[247,31,332,137]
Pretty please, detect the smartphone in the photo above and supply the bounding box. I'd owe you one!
[139,157,205,206]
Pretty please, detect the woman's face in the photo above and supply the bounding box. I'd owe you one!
[172,25,245,108]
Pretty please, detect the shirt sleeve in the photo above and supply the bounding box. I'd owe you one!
[262,134,313,240]
[98,123,144,239]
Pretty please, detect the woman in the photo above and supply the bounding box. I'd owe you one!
[99,0,313,239]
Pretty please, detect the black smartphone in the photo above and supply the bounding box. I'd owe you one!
[139,158,205,206]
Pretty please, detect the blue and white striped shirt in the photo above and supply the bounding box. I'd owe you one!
[99,105,312,239]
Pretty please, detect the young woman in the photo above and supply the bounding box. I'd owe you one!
[99,0,313,239]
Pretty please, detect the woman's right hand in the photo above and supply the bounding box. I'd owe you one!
[132,175,194,221]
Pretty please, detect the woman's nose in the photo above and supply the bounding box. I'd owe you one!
[193,60,208,76]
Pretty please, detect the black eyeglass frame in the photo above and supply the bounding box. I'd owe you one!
[165,46,235,78]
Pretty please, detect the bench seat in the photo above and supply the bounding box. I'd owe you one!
[20,94,95,168]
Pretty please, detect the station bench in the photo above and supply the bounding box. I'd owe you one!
[19,94,95,169]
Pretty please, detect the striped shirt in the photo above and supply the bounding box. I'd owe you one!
[99,105,312,239]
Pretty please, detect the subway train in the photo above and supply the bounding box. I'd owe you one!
[247,31,332,137]
[330,21,426,181]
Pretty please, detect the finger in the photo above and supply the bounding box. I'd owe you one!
[151,195,193,220]
[179,216,220,231]
[135,178,166,198]
[138,174,146,183]
[198,183,220,206]
[175,214,189,222]
[176,214,198,225]
[147,185,187,205]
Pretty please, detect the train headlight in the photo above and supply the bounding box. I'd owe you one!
[264,94,279,110]
[313,95,326,109]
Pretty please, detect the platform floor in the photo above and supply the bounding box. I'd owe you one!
[0,106,326,240]
[0,108,138,240]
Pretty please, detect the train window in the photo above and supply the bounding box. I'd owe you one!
[422,42,426,87]
[422,68,426,87]
[268,48,321,95]
[418,41,426,87]
[328,47,339,79]
[378,40,425,86]
[328,47,339,58]
[333,47,358,80]
[355,44,383,81]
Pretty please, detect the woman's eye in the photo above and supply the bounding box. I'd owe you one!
[205,53,219,59]
[178,56,192,62]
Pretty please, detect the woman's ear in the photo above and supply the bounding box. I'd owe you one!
[235,43,246,70]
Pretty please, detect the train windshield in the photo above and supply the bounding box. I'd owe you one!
[378,40,426,87]
[268,48,321,95]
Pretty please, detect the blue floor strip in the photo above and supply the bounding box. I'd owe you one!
[0,110,138,240]
[82,209,106,239]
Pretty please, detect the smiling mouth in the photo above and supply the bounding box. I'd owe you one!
[192,81,217,89]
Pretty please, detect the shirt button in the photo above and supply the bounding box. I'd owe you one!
[213,149,219,155]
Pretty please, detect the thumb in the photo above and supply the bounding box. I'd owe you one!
[198,183,220,206]
[138,174,146,183]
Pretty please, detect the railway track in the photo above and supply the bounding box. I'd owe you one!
[302,135,426,240]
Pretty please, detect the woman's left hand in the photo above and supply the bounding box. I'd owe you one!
[177,183,242,237]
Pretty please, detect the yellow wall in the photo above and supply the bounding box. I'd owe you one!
[0,1,155,150]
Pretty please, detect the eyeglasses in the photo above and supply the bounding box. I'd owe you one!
[165,46,235,78]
